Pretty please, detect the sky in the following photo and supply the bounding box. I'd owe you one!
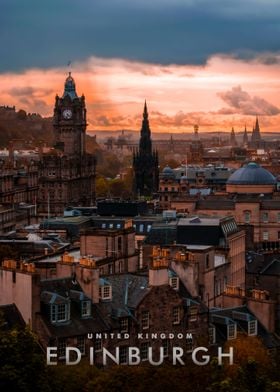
[1,0,280,132]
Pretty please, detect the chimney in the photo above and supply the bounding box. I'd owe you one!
[149,256,169,287]
[76,258,100,303]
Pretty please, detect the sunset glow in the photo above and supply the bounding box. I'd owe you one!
[1,55,280,133]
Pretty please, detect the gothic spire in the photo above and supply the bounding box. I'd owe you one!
[251,116,261,143]
[139,100,152,155]
[230,127,237,146]
[243,125,248,145]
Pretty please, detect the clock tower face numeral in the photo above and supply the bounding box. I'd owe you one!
[62,109,72,119]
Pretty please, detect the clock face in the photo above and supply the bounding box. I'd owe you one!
[62,109,72,119]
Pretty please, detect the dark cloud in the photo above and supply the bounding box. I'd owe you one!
[1,0,280,71]
[217,86,280,116]
[7,87,53,97]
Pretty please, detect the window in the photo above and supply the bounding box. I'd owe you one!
[277,213,280,223]
[116,223,121,229]
[51,303,70,323]
[147,225,152,232]
[248,320,257,336]
[263,231,269,241]
[141,311,150,329]
[105,237,108,257]
[99,285,112,300]
[162,340,169,357]
[118,237,122,253]
[172,306,180,324]
[169,277,179,290]
[94,339,102,352]
[140,342,149,361]
[119,346,128,364]
[109,223,113,229]
[186,338,193,353]
[224,276,228,291]
[227,323,237,340]
[58,338,66,358]
[189,307,198,322]
[120,318,129,333]
[101,223,106,229]
[262,212,268,223]
[209,327,216,344]
[57,304,67,321]
[77,336,85,355]
[205,254,209,269]
[139,224,144,233]
[244,211,251,224]
[51,305,56,323]
[81,301,91,317]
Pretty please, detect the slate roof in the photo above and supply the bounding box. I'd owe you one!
[211,306,280,349]
[95,274,150,329]
[196,200,235,210]
[39,277,108,338]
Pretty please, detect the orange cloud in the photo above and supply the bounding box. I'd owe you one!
[1,55,280,132]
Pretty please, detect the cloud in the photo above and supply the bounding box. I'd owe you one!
[1,1,280,71]
[7,86,53,98]
[217,86,280,115]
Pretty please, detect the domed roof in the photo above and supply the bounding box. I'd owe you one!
[162,165,175,178]
[227,162,276,185]
[63,72,78,100]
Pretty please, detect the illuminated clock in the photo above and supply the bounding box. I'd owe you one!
[62,109,72,119]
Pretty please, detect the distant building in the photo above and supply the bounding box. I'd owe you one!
[250,117,264,148]
[133,102,159,197]
[229,127,237,147]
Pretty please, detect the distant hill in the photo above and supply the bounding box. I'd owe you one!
[0,106,54,147]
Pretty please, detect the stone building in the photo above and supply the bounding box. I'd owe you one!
[0,255,209,365]
[133,102,159,197]
[169,162,280,245]
[38,73,96,216]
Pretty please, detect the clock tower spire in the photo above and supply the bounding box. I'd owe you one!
[53,73,86,157]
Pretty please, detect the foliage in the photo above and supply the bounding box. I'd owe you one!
[0,326,50,392]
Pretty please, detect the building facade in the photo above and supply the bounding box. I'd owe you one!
[38,73,96,216]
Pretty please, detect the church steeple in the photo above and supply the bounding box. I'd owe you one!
[230,127,237,146]
[243,125,248,145]
[139,100,152,155]
[251,116,261,146]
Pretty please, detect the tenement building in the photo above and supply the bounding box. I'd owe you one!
[37,73,96,216]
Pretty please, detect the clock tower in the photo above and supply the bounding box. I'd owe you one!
[38,73,96,216]
[53,72,86,157]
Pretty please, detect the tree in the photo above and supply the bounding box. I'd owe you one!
[0,326,50,392]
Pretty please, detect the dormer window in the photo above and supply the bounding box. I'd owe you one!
[248,320,257,336]
[81,301,91,317]
[51,303,70,323]
[99,285,112,301]
[227,323,237,340]
[169,277,179,290]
